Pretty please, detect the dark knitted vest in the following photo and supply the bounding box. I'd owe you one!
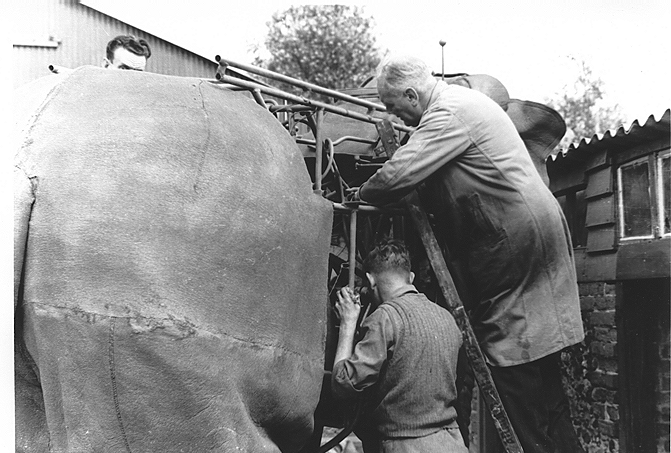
[371,293,462,438]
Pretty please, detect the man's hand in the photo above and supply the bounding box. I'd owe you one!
[345,188,360,203]
[335,287,361,326]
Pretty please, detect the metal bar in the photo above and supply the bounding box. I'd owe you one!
[439,40,447,81]
[314,109,324,194]
[348,210,357,289]
[332,203,406,215]
[354,163,384,170]
[212,73,412,133]
[331,136,378,147]
[404,191,523,453]
[297,136,378,148]
[48,64,72,74]
[216,56,386,112]
[251,89,267,109]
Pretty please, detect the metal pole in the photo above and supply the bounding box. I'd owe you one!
[348,210,357,289]
[314,108,324,195]
[213,73,412,133]
[251,89,267,109]
[332,203,406,215]
[216,56,386,112]
[439,40,446,81]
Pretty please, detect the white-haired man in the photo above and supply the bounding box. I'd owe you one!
[351,55,585,453]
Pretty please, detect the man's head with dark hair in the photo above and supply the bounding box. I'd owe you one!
[364,238,412,279]
[363,238,415,306]
[104,35,151,71]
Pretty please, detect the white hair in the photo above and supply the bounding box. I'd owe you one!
[376,55,435,93]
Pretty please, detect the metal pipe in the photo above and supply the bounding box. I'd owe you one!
[314,108,324,194]
[439,40,446,81]
[355,163,384,169]
[332,136,378,146]
[333,203,407,215]
[348,210,358,289]
[216,56,386,112]
[296,135,378,148]
[48,64,72,74]
[251,89,267,109]
[212,73,412,133]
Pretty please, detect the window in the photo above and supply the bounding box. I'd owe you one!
[659,152,670,235]
[618,150,671,240]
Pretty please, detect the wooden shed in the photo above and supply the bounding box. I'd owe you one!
[547,110,670,452]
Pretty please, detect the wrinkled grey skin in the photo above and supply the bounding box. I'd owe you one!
[14,67,333,452]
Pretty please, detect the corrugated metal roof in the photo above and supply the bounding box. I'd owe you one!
[548,109,670,164]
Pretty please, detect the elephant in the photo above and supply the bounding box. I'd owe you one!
[14,66,333,452]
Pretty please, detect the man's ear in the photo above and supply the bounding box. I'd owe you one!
[404,88,419,103]
[102,58,111,68]
[366,272,376,288]
[408,271,415,284]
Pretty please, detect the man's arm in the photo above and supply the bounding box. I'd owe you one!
[333,287,360,364]
[331,289,393,398]
[359,107,471,205]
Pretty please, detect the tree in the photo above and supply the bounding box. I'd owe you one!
[253,5,384,98]
[546,60,626,149]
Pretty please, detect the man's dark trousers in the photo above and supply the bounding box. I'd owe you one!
[489,351,585,453]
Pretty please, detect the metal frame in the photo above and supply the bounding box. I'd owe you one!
[209,58,525,453]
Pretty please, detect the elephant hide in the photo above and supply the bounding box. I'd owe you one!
[14,66,333,453]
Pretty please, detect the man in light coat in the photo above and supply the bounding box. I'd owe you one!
[351,55,585,453]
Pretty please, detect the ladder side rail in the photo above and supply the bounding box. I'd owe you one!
[404,194,523,453]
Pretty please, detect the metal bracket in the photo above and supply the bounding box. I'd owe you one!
[374,119,401,159]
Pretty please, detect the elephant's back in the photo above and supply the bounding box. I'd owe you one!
[14,65,332,358]
[15,66,332,451]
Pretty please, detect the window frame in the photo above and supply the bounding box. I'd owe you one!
[617,150,671,241]
[657,150,671,237]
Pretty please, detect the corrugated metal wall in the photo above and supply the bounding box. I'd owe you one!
[12,0,218,88]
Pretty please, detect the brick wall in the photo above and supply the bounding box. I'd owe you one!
[656,305,670,453]
[561,281,619,453]
[563,280,671,453]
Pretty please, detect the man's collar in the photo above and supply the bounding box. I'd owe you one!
[387,284,419,301]
[416,81,444,127]
[427,80,445,106]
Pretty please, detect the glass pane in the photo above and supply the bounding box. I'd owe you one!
[620,160,652,237]
[662,155,670,234]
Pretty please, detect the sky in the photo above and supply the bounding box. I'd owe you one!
[80,0,671,126]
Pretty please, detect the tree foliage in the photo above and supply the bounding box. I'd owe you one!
[547,60,626,149]
[253,5,384,98]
